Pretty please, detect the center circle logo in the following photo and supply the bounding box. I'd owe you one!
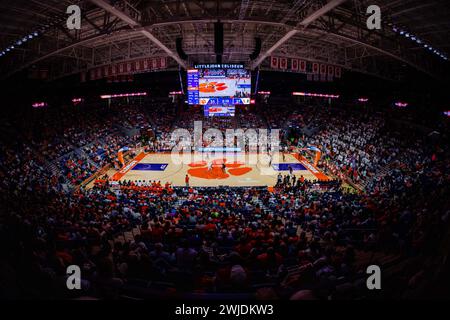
[187,158,252,180]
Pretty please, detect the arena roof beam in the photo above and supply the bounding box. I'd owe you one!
[89,0,188,69]
[238,0,250,20]
[322,30,436,78]
[89,0,140,26]
[0,29,139,80]
[0,17,441,80]
[251,0,348,69]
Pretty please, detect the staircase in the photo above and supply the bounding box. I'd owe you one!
[254,199,272,214]
[113,226,142,244]
[44,157,74,189]
[360,162,397,191]
[75,145,99,169]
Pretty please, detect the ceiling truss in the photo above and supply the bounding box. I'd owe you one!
[0,0,448,81]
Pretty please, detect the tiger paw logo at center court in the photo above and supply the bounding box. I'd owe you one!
[187,159,252,179]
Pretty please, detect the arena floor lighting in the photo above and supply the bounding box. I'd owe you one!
[100,92,147,99]
[395,102,409,108]
[32,102,47,108]
[292,92,340,99]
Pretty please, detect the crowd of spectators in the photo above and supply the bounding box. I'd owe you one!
[259,104,444,194]
[0,100,449,299]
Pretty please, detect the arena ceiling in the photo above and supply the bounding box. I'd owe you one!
[0,0,449,81]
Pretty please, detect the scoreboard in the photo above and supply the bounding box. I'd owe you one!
[203,105,235,117]
[187,64,251,105]
[187,69,199,105]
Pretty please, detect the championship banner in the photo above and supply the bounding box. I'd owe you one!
[90,69,96,80]
[89,56,168,81]
[320,64,327,75]
[335,66,342,78]
[28,68,39,79]
[299,60,306,72]
[40,69,49,79]
[279,57,288,69]
[160,57,167,68]
[270,56,279,69]
[328,65,334,77]
[291,58,299,71]
[312,62,319,74]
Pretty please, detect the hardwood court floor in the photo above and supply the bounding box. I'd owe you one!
[106,152,328,187]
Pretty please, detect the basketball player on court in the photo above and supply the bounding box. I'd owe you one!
[207,160,213,172]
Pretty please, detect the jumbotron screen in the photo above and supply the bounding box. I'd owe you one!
[187,64,251,105]
[203,105,235,117]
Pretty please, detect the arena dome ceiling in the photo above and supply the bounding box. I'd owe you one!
[0,0,449,81]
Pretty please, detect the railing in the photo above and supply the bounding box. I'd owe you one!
[75,163,113,191]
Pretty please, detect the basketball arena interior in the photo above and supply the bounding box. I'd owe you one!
[0,0,449,301]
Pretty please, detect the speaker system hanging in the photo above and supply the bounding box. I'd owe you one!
[214,21,224,62]
[250,37,262,60]
[176,38,188,60]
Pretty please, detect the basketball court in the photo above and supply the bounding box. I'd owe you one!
[107,152,329,187]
